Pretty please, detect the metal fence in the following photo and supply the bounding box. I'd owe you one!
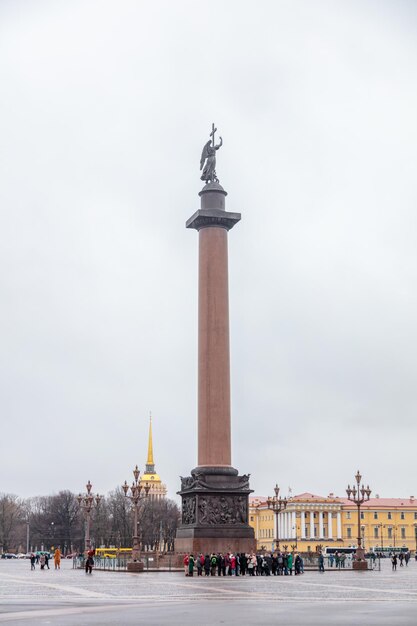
[75,554,380,573]
[75,554,179,572]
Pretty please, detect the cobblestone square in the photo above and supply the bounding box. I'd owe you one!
[1,558,417,624]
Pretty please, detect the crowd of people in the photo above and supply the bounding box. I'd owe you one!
[183,552,306,577]
[29,548,61,571]
[391,551,412,570]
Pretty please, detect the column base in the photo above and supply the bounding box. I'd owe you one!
[127,562,144,573]
[352,560,368,571]
[176,466,255,555]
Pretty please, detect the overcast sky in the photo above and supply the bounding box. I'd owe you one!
[1,0,417,504]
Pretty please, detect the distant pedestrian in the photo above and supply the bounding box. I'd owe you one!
[188,554,195,577]
[54,548,61,570]
[85,552,94,574]
[39,554,46,570]
[391,554,397,571]
[196,554,203,576]
[204,554,210,576]
[210,553,217,576]
[329,554,335,567]
[318,552,325,573]
[240,553,248,576]
[30,554,36,570]
[287,552,293,575]
[44,553,50,569]
[183,554,189,576]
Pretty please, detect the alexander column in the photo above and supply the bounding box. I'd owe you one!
[176,125,255,555]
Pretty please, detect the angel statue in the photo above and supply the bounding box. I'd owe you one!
[200,123,223,183]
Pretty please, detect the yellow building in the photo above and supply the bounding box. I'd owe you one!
[249,492,417,553]
[139,416,167,500]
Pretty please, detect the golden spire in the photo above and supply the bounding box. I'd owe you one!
[146,413,154,472]
[147,413,154,466]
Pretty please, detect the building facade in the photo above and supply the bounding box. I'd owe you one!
[139,417,167,500]
[249,492,417,553]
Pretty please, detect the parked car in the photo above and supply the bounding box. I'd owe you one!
[1,553,17,559]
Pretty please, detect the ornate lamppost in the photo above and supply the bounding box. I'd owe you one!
[77,480,102,554]
[267,484,287,552]
[377,522,384,552]
[122,465,150,565]
[346,470,371,570]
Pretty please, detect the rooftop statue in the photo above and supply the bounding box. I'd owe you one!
[200,123,223,184]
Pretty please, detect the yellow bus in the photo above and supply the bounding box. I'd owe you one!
[94,548,132,559]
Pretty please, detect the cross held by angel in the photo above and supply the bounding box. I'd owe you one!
[200,123,223,184]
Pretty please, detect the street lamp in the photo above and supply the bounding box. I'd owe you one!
[377,523,384,551]
[77,480,102,554]
[267,484,287,552]
[26,517,30,554]
[50,522,55,551]
[122,465,150,562]
[346,470,371,569]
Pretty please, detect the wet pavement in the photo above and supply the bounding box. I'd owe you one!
[0,558,416,624]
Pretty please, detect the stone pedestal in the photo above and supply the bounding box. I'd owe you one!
[175,467,255,555]
[176,182,255,555]
[352,560,368,570]
[127,561,144,573]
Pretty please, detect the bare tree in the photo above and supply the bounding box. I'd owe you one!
[0,494,23,552]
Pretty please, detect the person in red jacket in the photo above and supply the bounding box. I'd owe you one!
[183,554,189,576]
[230,554,237,575]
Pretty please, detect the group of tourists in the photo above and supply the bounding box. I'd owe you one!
[327,552,349,568]
[391,551,411,570]
[183,552,305,577]
[29,548,61,571]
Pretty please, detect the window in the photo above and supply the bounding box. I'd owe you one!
[388,512,392,520]
[373,512,378,520]
[314,525,317,538]
[346,512,351,520]
[347,527,352,539]
[360,512,365,520]
[250,516,254,522]
[374,527,379,538]
[401,527,406,539]
[388,527,393,539]
[400,512,405,520]
[414,512,417,520]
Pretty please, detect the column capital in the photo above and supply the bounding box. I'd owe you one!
[186,208,241,232]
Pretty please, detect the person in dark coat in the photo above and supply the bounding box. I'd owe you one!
[294,554,301,575]
[204,554,210,576]
[217,553,223,577]
[85,554,94,574]
[240,553,247,576]
[188,554,195,577]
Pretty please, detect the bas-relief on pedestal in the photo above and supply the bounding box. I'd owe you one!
[176,469,255,554]
[176,126,255,555]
